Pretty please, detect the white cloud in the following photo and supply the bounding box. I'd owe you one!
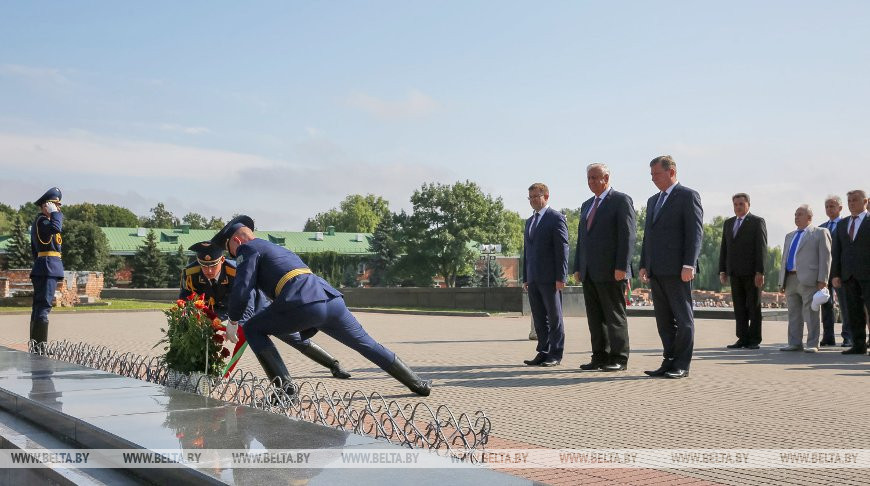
[0,64,69,84]
[0,131,271,177]
[158,123,211,135]
[346,89,439,119]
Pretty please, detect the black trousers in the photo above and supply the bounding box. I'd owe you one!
[821,284,851,343]
[649,275,695,370]
[843,277,870,349]
[582,278,630,365]
[730,274,762,345]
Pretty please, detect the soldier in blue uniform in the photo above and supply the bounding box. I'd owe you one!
[212,216,431,396]
[29,187,64,346]
[180,241,350,379]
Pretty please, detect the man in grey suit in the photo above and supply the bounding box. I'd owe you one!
[778,205,831,353]
[819,195,852,347]
[639,155,703,379]
[523,182,569,367]
[719,193,767,349]
[832,189,870,355]
[573,163,636,371]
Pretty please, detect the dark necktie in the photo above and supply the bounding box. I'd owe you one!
[586,197,601,230]
[732,217,743,238]
[529,212,540,236]
[849,216,858,241]
[653,192,666,221]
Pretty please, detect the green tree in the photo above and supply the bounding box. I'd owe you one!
[94,204,139,227]
[367,212,406,287]
[696,216,726,291]
[472,258,507,287]
[63,203,98,223]
[62,220,110,271]
[5,214,33,269]
[206,216,225,230]
[64,203,138,227]
[165,245,189,288]
[141,203,179,228]
[131,229,168,287]
[561,208,581,275]
[630,206,646,290]
[0,203,17,234]
[102,256,124,288]
[182,212,208,230]
[765,246,783,292]
[304,194,390,233]
[404,181,517,287]
[303,209,342,232]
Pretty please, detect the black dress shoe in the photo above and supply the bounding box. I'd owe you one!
[842,347,868,355]
[744,344,760,350]
[819,341,836,347]
[665,369,690,379]
[579,362,605,371]
[523,355,545,366]
[726,341,745,349]
[644,365,670,377]
[603,363,626,372]
[539,359,561,367]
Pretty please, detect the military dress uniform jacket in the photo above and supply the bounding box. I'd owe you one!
[30,212,64,278]
[180,260,264,322]
[227,239,342,323]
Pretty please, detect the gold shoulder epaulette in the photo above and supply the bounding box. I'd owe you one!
[185,265,202,276]
[225,266,236,277]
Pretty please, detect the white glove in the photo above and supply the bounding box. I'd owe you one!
[44,202,58,213]
[225,320,239,343]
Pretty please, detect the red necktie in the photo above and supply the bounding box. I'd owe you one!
[586,197,601,230]
[849,216,858,241]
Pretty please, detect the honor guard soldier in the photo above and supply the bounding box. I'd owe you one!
[212,216,431,396]
[181,241,350,379]
[30,187,64,346]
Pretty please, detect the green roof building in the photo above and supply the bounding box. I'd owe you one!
[0,226,374,256]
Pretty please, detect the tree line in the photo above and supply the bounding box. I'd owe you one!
[1,184,784,292]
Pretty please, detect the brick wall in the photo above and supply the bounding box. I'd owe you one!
[0,269,103,307]
[0,277,8,298]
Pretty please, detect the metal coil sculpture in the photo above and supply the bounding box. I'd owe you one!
[29,340,489,462]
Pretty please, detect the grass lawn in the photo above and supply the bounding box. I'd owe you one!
[0,299,173,313]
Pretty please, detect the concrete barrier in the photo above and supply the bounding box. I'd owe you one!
[101,288,179,302]
[342,287,523,312]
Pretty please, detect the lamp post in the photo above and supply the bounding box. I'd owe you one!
[478,244,501,288]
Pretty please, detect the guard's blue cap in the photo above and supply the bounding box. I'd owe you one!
[35,187,62,206]
[188,241,224,266]
[211,215,255,251]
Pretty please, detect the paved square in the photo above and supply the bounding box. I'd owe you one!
[1,310,867,485]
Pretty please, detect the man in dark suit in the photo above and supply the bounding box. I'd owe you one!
[639,155,703,379]
[719,193,767,349]
[832,189,870,355]
[572,164,636,371]
[523,182,569,367]
[819,195,852,347]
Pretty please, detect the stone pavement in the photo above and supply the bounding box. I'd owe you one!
[0,311,868,485]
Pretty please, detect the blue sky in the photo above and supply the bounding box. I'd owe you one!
[1,1,868,245]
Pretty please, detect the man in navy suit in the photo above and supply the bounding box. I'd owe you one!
[522,183,569,367]
[819,195,852,347]
[212,216,431,396]
[572,164,636,371]
[639,155,703,379]
[832,189,870,355]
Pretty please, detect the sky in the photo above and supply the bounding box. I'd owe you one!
[1,1,868,246]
